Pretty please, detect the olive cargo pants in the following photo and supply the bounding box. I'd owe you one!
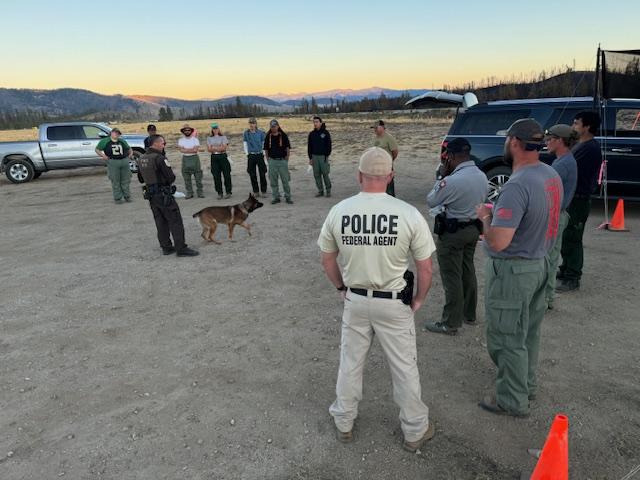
[311,154,331,194]
[181,154,203,196]
[559,195,592,281]
[107,158,131,201]
[545,210,570,305]
[330,291,430,442]
[268,158,291,200]
[484,257,547,415]
[210,153,232,195]
[436,225,480,328]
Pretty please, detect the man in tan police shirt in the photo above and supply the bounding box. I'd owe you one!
[317,146,436,453]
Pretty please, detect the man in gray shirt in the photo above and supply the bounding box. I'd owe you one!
[543,124,577,308]
[424,138,488,335]
[475,119,563,417]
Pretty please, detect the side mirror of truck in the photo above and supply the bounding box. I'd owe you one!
[98,132,108,138]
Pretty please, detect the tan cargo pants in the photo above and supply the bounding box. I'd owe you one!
[329,290,430,442]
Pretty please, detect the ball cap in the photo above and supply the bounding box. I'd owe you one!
[359,147,392,176]
[370,119,385,129]
[545,124,574,139]
[248,117,257,124]
[446,137,471,154]
[506,118,544,144]
[111,128,122,135]
[269,119,279,128]
[210,122,219,129]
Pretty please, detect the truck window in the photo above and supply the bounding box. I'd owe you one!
[83,125,107,139]
[545,108,583,128]
[47,126,85,141]
[615,108,640,137]
[454,109,531,135]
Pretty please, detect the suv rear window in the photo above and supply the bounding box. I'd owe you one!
[453,109,531,135]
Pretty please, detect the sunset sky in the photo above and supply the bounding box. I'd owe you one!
[2,0,638,100]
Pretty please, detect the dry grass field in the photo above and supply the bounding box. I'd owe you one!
[1,114,639,479]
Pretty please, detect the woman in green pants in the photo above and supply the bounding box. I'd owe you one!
[207,123,232,200]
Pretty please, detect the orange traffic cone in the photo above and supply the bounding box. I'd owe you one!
[531,414,569,480]
[608,199,629,231]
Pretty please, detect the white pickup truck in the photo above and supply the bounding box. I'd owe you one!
[0,122,147,183]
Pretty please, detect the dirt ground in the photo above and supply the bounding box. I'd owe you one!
[1,117,639,480]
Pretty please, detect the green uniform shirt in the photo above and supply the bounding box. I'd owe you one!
[374,132,398,157]
[97,137,131,159]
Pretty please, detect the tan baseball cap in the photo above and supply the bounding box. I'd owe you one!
[359,147,392,176]
[545,124,574,139]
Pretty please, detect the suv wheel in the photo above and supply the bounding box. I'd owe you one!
[5,158,35,184]
[129,151,141,174]
[485,165,511,202]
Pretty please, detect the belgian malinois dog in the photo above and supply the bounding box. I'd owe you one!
[193,193,264,244]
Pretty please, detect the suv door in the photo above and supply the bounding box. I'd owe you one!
[42,125,86,168]
[606,106,640,185]
[80,125,110,165]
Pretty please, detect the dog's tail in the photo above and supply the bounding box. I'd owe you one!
[192,209,204,218]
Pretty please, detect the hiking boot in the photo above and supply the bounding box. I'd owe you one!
[335,425,353,444]
[217,194,223,200]
[162,246,176,255]
[325,191,332,197]
[556,278,579,293]
[176,247,199,257]
[478,396,528,418]
[315,191,324,197]
[197,192,205,198]
[185,194,194,199]
[224,193,232,199]
[464,318,477,326]
[260,192,268,198]
[124,197,132,203]
[271,198,281,205]
[423,321,458,336]
[115,199,124,204]
[402,422,435,453]
[285,198,294,204]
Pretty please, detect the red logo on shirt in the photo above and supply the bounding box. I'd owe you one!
[496,208,512,220]
[544,177,562,241]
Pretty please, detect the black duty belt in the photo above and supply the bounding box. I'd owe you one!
[349,288,399,300]
[457,220,477,228]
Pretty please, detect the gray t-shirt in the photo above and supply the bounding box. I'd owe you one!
[552,152,577,210]
[207,135,228,150]
[426,161,489,220]
[487,163,563,259]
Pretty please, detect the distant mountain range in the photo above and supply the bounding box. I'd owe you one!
[0,86,429,121]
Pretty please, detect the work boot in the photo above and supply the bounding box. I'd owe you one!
[197,192,205,198]
[556,278,579,293]
[224,193,232,199]
[478,396,528,418]
[124,196,132,203]
[326,190,332,198]
[315,191,324,197]
[285,198,294,204]
[176,247,199,257]
[162,246,176,255]
[271,198,281,205]
[464,318,476,326]
[185,193,194,199]
[115,199,124,204]
[402,422,435,453]
[217,194,223,200]
[423,321,457,336]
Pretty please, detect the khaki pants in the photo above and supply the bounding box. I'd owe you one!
[330,291,429,442]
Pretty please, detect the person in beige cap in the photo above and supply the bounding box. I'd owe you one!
[178,124,203,198]
[317,146,437,452]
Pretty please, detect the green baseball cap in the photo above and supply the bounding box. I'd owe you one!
[545,124,574,139]
[210,123,219,129]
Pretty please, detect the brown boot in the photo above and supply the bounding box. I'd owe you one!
[335,424,353,443]
[402,422,435,453]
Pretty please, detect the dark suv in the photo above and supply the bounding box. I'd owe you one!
[411,94,640,200]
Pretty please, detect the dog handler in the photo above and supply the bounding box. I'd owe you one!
[318,147,436,452]
[137,134,199,257]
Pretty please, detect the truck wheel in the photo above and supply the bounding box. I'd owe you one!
[5,158,35,184]
[129,151,141,173]
[485,165,511,202]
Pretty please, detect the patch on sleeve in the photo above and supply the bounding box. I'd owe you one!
[496,208,513,220]
[439,179,446,189]
[164,159,171,167]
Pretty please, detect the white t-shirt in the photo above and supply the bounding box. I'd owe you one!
[207,136,228,149]
[318,192,436,291]
[178,136,200,152]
